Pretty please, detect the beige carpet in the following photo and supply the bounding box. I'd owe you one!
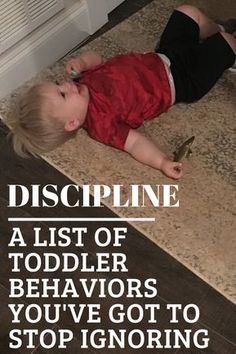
[1,0,236,303]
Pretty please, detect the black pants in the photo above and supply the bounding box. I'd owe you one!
[156,10,235,103]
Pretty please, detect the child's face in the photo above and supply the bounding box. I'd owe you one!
[42,81,89,131]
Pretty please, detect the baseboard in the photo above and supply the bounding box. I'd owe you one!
[0,2,94,99]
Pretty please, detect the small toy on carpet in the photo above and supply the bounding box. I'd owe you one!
[173,136,195,162]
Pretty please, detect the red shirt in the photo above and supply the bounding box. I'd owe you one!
[78,52,171,150]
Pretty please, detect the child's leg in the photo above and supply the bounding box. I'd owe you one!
[176,4,236,67]
[218,19,236,37]
[156,5,236,102]
[176,4,220,40]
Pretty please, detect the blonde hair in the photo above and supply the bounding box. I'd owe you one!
[9,83,76,158]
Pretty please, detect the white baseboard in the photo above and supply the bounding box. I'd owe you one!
[0,2,102,99]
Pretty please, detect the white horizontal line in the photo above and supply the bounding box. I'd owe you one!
[8,217,155,222]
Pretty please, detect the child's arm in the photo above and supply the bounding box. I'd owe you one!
[124,129,183,179]
[65,51,103,75]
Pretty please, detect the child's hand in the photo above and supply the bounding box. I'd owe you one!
[160,159,183,179]
[65,57,85,76]
[65,51,102,77]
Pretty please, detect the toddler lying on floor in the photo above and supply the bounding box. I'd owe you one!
[10,5,236,179]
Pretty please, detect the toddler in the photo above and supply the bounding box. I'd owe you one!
[9,5,236,179]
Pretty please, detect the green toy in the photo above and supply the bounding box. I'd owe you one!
[173,136,195,162]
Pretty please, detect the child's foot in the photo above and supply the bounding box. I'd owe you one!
[218,19,236,37]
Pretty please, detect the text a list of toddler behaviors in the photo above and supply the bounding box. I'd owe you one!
[8,224,210,350]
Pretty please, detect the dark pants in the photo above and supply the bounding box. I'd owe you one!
[156,10,235,103]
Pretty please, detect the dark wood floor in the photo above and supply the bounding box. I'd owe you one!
[0,1,236,353]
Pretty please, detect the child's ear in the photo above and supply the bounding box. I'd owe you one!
[64,118,80,132]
